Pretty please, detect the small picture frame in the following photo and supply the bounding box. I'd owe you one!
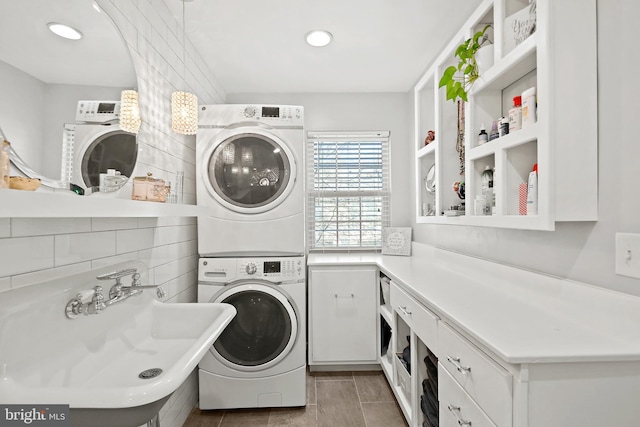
[382,227,412,256]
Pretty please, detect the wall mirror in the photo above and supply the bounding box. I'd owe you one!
[0,0,138,194]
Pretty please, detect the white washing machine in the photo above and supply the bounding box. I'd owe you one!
[62,100,137,193]
[196,104,305,257]
[197,256,306,409]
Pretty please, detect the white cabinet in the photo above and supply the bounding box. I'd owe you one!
[308,250,640,427]
[308,265,378,365]
[414,0,598,230]
[388,281,440,427]
[438,322,513,427]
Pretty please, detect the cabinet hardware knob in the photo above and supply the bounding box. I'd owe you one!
[398,305,412,316]
[447,404,472,426]
[447,355,471,373]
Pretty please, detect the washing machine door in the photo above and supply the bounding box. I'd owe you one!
[76,125,137,188]
[208,281,298,371]
[202,127,296,214]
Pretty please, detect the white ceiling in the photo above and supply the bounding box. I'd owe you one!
[164,0,483,94]
[0,0,135,87]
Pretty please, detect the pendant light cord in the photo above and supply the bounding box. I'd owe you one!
[182,0,186,83]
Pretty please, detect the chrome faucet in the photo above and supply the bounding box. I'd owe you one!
[97,269,165,306]
[65,268,165,319]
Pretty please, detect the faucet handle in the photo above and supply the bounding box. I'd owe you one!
[88,286,106,314]
[131,272,142,287]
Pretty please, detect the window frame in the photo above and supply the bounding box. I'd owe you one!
[306,131,391,251]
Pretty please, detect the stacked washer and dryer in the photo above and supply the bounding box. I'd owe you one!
[196,104,307,409]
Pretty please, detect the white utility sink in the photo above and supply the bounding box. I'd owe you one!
[0,261,235,427]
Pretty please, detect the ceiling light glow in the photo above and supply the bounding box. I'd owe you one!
[47,23,83,40]
[306,30,332,47]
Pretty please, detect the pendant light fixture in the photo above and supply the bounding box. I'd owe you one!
[120,89,141,134]
[171,0,198,135]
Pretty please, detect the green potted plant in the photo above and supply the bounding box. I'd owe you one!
[438,24,493,103]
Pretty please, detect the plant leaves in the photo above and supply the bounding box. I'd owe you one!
[438,66,457,88]
[458,86,468,102]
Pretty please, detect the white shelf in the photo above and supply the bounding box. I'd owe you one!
[380,304,393,325]
[380,351,393,383]
[472,33,537,94]
[417,141,436,159]
[0,190,207,218]
[467,124,538,160]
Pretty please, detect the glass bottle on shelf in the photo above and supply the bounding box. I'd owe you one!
[0,140,10,189]
[481,166,494,215]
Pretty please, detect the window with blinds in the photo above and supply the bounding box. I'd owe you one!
[307,131,390,250]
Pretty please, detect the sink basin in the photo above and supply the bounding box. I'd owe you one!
[0,261,236,427]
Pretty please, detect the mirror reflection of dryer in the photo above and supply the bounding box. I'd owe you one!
[197,256,306,409]
[63,101,137,194]
[196,104,305,256]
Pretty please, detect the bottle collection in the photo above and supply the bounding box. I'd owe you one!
[473,86,537,216]
[477,86,536,146]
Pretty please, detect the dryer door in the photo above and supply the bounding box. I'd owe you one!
[74,125,137,189]
[209,282,298,371]
[203,128,297,214]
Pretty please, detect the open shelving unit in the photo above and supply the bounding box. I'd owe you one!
[0,189,206,218]
[414,0,598,230]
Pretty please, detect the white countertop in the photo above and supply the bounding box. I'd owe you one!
[308,244,640,364]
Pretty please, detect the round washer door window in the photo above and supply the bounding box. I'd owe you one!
[210,283,298,371]
[81,130,137,188]
[206,131,295,213]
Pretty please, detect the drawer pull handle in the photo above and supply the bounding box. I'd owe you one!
[447,404,472,426]
[447,355,471,374]
[398,305,412,316]
[334,293,355,298]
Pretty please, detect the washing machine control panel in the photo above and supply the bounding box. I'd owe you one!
[238,257,305,280]
[199,257,305,283]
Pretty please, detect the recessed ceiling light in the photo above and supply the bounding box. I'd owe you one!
[306,30,332,47]
[47,22,83,40]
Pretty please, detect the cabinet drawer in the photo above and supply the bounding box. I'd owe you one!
[439,322,512,427]
[439,363,497,427]
[390,281,438,352]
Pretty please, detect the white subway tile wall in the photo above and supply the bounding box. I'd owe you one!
[0,0,227,425]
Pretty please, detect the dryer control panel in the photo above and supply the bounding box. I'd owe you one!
[199,256,305,283]
[76,100,121,123]
[199,104,304,127]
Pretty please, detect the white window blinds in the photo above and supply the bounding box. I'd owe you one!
[307,131,391,250]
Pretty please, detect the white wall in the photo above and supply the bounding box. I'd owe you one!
[0,0,226,425]
[411,1,640,297]
[228,92,413,227]
[0,60,46,171]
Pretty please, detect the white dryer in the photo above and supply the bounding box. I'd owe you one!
[197,256,306,409]
[196,104,305,257]
[63,101,137,193]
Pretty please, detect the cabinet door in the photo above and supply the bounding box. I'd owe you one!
[309,266,377,363]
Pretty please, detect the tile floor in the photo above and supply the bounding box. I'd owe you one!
[182,370,408,427]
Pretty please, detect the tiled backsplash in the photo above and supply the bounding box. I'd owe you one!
[0,0,227,425]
